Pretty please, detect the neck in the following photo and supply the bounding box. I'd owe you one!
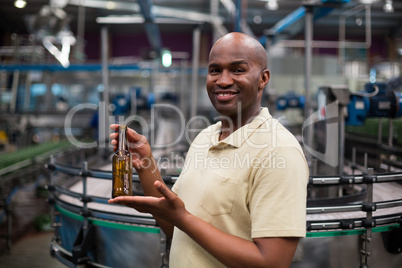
[219,107,261,141]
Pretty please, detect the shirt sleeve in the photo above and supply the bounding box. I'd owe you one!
[171,176,180,195]
[249,145,309,238]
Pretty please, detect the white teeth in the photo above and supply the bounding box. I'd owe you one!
[218,93,232,96]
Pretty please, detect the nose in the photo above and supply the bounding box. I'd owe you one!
[216,69,233,88]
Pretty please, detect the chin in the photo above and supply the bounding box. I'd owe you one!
[214,106,238,118]
[210,99,241,117]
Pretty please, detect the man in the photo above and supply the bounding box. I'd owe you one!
[109,32,308,268]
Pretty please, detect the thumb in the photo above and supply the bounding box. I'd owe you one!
[154,181,175,201]
[127,128,143,142]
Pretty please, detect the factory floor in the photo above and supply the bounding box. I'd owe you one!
[0,151,110,268]
[0,181,65,268]
[0,231,64,268]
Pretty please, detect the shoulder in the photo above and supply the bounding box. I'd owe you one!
[246,114,302,154]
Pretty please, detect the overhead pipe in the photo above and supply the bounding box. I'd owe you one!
[235,0,241,32]
[231,0,256,39]
[273,39,371,48]
[263,0,350,45]
[83,0,227,36]
[74,0,162,53]
[69,0,140,12]
[137,0,162,53]
[266,6,306,36]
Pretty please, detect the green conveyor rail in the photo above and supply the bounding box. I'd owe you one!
[0,140,71,171]
[55,204,160,234]
[306,224,400,238]
[55,202,399,237]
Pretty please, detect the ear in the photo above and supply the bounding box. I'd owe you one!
[259,69,270,91]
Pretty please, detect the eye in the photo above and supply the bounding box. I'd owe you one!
[233,68,245,73]
[209,68,220,74]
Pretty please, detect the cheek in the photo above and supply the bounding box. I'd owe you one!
[206,78,214,91]
[205,88,215,103]
[237,78,258,92]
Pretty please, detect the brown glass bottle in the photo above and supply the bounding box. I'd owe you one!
[112,125,133,198]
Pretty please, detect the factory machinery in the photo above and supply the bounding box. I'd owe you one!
[276,81,402,174]
[46,151,402,268]
[0,0,400,266]
[43,82,402,268]
[0,139,78,251]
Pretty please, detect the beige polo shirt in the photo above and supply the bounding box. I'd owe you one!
[170,107,308,267]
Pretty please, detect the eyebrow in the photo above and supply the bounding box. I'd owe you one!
[230,60,248,66]
[208,60,249,68]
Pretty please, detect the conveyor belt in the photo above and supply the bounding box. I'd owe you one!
[47,157,402,234]
[0,140,71,175]
[46,154,402,268]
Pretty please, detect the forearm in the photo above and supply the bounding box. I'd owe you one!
[135,155,164,196]
[135,156,174,238]
[176,212,296,268]
[178,213,262,268]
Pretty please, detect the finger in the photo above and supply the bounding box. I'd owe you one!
[108,197,124,204]
[108,196,142,208]
[111,139,117,146]
[110,126,147,147]
[110,133,118,140]
[108,197,151,213]
[110,124,119,131]
[110,138,118,152]
[108,196,135,203]
[110,126,119,149]
[154,181,176,202]
[108,196,156,205]
[126,128,146,144]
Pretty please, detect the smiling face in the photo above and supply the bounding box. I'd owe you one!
[206,33,270,124]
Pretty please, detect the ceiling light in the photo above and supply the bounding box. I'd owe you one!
[266,0,278,11]
[106,1,116,10]
[358,0,375,4]
[383,0,394,13]
[14,0,27,9]
[161,49,172,68]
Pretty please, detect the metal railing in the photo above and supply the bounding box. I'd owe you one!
[46,154,402,268]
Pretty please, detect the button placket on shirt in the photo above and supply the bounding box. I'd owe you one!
[208,142,228,156]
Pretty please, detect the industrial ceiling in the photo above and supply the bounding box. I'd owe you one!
[0,0,401,50]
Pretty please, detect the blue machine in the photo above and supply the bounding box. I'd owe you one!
[346,82,402,126]
[111,88,156,116]
[276,91,305,111]
[112,93,131,116]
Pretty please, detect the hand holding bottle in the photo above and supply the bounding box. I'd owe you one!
[110,124,152,170]
[109,124,174,238]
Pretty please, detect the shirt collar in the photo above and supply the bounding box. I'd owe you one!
[209,108,271,149]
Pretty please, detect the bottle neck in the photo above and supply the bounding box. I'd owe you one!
[118,125,126,151]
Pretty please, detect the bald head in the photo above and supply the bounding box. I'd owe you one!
[210,32,268,70]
